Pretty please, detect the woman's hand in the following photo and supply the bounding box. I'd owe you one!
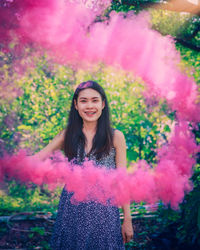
[121,218,134,244]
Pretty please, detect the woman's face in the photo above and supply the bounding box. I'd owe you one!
[75,88,105,123]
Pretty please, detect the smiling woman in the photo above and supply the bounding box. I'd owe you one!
[63,81,113,162]
[74,88,105,155]
[75,88,105,125]
[34,80,133,249]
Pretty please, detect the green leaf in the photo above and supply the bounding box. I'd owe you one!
[164,124,171,132]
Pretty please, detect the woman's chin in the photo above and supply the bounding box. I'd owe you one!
[82,116,99,123]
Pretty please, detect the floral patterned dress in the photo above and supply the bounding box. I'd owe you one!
[50,146,125,250]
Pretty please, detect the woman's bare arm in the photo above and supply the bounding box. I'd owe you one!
[34,129,65,161]
[113,129,133,243]
[113,130,132,219]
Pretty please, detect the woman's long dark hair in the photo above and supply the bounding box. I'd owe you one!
[63,81,113,161]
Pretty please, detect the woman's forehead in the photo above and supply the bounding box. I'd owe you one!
[78,88,101,98]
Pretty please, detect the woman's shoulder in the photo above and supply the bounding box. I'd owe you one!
[112,128,124,137]
[112,129,125,148]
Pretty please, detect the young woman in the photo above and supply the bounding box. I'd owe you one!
[36,81,133,249]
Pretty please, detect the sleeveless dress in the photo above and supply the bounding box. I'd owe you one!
[50,145,125,250]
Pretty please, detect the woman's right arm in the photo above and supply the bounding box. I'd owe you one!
[34,129,66,161]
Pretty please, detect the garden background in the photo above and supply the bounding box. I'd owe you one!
[0,0,200,249]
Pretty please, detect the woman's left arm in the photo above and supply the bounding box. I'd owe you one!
[113,130,134,244]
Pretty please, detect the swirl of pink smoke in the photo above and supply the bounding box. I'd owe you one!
[0,0,199,208]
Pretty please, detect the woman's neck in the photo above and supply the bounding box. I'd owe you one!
[82,121,97,154]
[82,121,97,135]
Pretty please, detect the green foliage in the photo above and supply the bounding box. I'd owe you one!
[147,165,200,247]
[111,0,161,13]
[0,180,61,216]
[31,226,46,236]
[0,56,75,154]
[176,43,200,85]
[150,9,187,35]
[175,165,200,245]
[150,9,200,49]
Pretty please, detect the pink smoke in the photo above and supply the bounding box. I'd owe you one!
[0,0,199,120]
[0,122,198,208]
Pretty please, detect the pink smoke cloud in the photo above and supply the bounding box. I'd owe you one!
[0,122,199,208]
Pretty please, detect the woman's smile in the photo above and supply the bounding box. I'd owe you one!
[85,111,96,116]
[75,88,105,123]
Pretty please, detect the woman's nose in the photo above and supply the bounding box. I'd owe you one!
[86,101,93,108]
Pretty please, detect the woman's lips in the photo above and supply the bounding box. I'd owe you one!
[85,111,96,117]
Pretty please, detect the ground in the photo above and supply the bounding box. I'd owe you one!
[0,212,161,249]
